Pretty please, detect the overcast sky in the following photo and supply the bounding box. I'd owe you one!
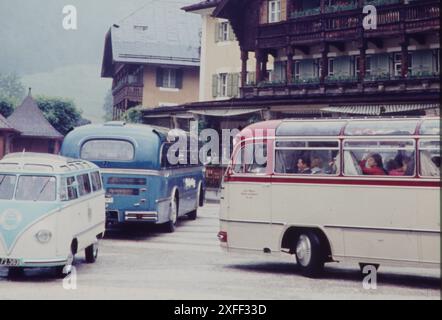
[0,0,195,75]
[0,0,196,122]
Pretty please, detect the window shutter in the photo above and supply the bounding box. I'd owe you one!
[156,68,163,87]
[228,24,236,41]
[260,1,269,24]
[227,74,234,97]
[232,73,240,97]
[176,69,183,89]
[212,74,219,98]
[214,22,220,43]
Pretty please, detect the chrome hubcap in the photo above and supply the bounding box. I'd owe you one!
[296,235,312,267]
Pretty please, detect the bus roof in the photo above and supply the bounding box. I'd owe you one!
[0,153,99,174]
[61,122,173,170]
[240,118,440,138]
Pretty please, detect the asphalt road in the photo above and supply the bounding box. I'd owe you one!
[0,203,440,300]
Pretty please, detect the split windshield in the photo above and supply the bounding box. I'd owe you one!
[0,175,56,201]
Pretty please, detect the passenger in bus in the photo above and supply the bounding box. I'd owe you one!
[359,153,387,176]
[297,157,312,174]
[311,158,324,175]
[388,156,413,176]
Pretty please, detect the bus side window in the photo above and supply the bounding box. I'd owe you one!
[66,177,78,200]
[274,141,339,175]
[419,140,440,177]
[343,140,416,177]
[90,171,103,192]
[233,143,267,174]
[77,174,92,196]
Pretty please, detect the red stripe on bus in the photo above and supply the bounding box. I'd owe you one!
[225,176,440,188]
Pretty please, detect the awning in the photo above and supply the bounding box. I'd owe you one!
[322,103,440,116]
[189,108,263,117]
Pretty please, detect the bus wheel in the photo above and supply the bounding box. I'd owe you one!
[8,267,24,279]
[295,232,324,277]
[85,242,99,263]
[164,196,178,233]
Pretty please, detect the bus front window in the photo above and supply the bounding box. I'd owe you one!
[0,175,17,200]
[15,176,56,201]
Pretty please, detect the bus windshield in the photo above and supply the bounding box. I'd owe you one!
[81,139,135,162]
[0,175,17,200]
[15,176,57,201]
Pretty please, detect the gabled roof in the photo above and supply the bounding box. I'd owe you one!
[7,94,63,140]
[102,2,201,78]
[182,0,221,12]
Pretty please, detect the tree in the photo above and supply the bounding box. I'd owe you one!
[35,96,82,135]
[0,97,14,117]
[0,73,26,106]
[103,89,113,121]
[122,106,143,124]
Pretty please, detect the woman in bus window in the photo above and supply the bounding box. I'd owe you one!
[360,153,387,176]
[388,155,413,176]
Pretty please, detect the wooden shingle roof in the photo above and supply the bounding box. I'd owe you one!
[0,113,17,132]
[7,94,63,139]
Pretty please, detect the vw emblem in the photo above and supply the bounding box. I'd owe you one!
[0,209,23,231]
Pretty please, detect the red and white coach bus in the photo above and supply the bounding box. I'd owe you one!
[219,118,440,276]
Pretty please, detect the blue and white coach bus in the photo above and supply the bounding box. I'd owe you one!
[61,122,205,232]
[0,153,105,277]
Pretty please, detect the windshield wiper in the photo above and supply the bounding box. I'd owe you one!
[34,178,53,201]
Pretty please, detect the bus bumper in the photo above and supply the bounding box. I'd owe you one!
[0,257,68,268]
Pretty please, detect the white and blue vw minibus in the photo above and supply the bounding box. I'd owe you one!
[0,153,105,277]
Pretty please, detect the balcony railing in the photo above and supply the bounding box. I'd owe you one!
[258,0,439,47]
[113,84,143,106]
[243,73,439,99]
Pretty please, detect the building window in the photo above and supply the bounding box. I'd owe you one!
[212,73,240,98]
[219,73,228,97]
[156,68,183,89]
[221,22,229,41]
[268,0,281,23]
[328,58,334,76]
[394,53,402,77]
[163,68,177,88]
[294,61,301,80]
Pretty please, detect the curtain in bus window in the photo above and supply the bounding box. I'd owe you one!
[343,140,416,177]
[420,140,440,177]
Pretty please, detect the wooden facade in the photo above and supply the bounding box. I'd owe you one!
[213,0,440,110]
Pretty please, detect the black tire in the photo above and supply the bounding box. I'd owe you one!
[8,267,24,279]
[294,231,324,278]
[85,243,98,263]
[164,196,178,233]
[187,210,197,221]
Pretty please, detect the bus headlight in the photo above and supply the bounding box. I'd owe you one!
[35,230,52,243]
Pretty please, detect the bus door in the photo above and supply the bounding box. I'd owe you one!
[227,141,272,251]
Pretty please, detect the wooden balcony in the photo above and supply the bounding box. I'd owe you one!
[113,83,144,106]
[257,0,440,48]
[240,74,440,99]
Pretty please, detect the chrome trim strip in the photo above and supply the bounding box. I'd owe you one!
[324,225,440,234]
[220,218,285,226]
